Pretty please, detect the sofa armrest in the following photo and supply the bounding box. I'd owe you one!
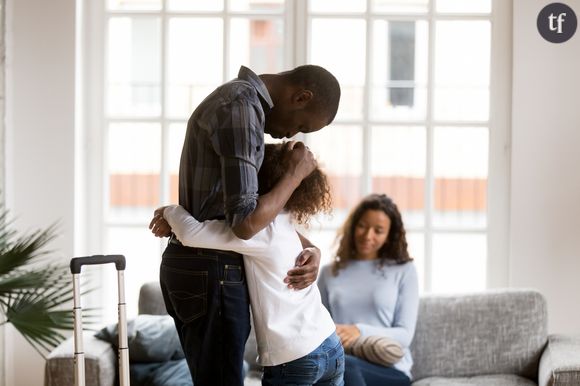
[45,331,116,386]
[539,334,580,386]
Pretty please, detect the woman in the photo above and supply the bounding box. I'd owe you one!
[317,194,419,386]
[150,143,344,386]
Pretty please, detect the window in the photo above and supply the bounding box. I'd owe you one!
[304,0,496,295]
[88,0,508,319]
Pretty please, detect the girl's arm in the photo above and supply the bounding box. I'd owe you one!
[163,205,265,255]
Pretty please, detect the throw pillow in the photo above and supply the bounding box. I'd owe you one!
[346,335,404,367]
[95,314,184,363]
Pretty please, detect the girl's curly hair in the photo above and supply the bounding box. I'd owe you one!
[333,193,412,275]
[258,143,332,224]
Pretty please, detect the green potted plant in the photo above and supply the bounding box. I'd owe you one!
[0,209,79,358]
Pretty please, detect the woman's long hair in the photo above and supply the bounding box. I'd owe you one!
[333,193,412,275]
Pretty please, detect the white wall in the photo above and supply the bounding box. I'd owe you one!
[3,0,76,384]
[511,0,580,334]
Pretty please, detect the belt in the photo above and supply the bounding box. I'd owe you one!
[167,234,242,258]
[168,234,183,246]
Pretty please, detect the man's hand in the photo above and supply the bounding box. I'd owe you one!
[284,246,321,290]
[283,141,317,182]
[336,324,361,349]
[149,206,172,237]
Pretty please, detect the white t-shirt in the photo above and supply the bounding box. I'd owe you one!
[164,205,336,366]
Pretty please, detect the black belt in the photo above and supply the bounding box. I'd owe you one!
[168,234,183,246]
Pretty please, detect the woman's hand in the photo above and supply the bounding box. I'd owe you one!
[336,324,361,349]
[149,206,172,237]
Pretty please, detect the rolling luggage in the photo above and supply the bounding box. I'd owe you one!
[70,255,130,386]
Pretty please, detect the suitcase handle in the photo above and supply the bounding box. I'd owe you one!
[70,254,126,274]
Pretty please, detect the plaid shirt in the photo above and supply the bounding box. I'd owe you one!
[178,66,274,227]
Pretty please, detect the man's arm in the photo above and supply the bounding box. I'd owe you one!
[283,231,321,290]
[231,141,316,240]
[211,94,315,239]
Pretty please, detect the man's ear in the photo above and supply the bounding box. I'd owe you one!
[292,89,313,107]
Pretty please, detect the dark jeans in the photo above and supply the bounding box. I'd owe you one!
[262,332,345,386]
[160,241,251,386]
[343,355,411,386]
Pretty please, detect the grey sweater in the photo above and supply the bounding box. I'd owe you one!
[317,259,419,378]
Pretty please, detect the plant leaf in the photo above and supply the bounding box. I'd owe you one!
[0,209,98,358]
[0,224,58,277]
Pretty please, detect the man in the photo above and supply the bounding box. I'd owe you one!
[151,65,341,386]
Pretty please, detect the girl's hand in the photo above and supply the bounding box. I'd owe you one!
[149,206,172,237]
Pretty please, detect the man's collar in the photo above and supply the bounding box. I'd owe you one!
[237,66,274,111]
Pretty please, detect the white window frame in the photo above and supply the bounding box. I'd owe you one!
[300,0,512,291]
[79,0,511,309]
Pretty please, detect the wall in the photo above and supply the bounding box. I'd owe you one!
[3,0,76,384]
[0,0,5,384]
[511,0,580,334]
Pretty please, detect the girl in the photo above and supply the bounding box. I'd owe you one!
[151,143,344,386]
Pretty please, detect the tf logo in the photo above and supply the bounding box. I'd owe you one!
[537,2,577,43]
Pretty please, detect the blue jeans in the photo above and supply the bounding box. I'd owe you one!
[160,240,251,386]
[343,354,410,386]
[262,332,345,386]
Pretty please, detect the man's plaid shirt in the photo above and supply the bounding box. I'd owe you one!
[178,66,274,227]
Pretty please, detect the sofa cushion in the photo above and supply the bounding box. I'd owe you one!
[410,290,547,381]
[95,314,184,363]
[412,374,537,386]
[131,359,192,386]
[138,282,167,315]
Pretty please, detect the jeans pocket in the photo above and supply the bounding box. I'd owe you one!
[282,357,320,384]
[161,265,208,323]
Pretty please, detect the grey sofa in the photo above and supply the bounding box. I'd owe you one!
[45,283,580,386]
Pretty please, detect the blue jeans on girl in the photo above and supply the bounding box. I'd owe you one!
[262,332,345,386]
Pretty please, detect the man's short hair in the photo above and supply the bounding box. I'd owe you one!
[282,65,341,124]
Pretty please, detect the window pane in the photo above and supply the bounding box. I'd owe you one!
[436,0,491,14]
[305,125,363,227]
[372,0,429,14]
[371,20,428,121]
[433,127,488,228]
[310,18,366,121]
[105,227,163,319]
[371,126,426,228]
[310,0,366,13]
[167,0,223,11]
[431,233,486,293]
[406,232,425,293]
[229,18,284,79]
[306,228,339,268]
[434,21,490,121]
[107,123,161,222]
[107,17,161,117]
[168,123,187,204]
[107,0,160,11]
[167,18,223,119]
[230,0,284,12]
